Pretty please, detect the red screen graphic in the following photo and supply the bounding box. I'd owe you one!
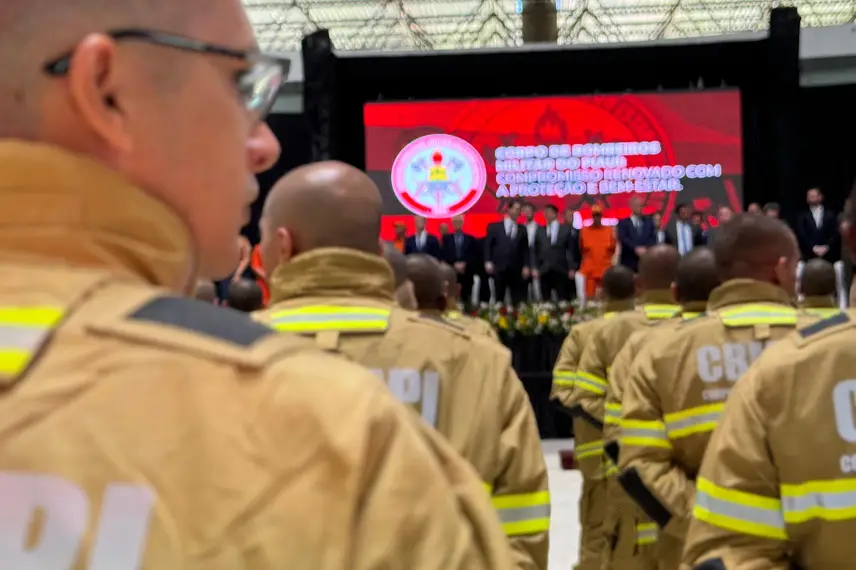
[364,92,742,239]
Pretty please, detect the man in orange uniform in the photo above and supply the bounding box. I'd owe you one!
[580,205,618,299]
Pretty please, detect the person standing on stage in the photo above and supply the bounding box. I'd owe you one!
[579,204,617,300]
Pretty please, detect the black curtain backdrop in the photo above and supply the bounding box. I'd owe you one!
[244,112,311,244]
[798,84,856,212]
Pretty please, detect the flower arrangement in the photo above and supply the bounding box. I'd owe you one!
[469,300,601,336]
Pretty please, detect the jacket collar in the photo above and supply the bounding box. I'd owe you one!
[0,141,194,291]
[602,298,635,313]
[708,279,793,311]
[269,248,396,304]
[680,300,708,314]
[639,289,677,305]
[800,295,836,309]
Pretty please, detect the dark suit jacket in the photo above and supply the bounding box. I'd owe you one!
[405,233,442,259]
[665,223,707,250]
[484,221,529,271]
[797,207,840,262]
[534,224,575,273]
[441,232,477,270]
[617,216,656,271]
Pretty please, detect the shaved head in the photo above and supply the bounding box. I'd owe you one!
[674,247,720,303]
[260,161,383,273]
[638,244,680,290]
[406,254,445,311]
[602,265,635,300]
[193,279,217,303]
[381,242,408,288]
[712,214,799,291]
[801,258,836,297]
[439,263,459,304]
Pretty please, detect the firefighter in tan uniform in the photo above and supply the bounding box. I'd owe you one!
[799,258,840,318]
[552,265,638,570]
[681,194,856,570]
[618,214,818,570]
[603,248,720,570]
[382,241,419,310]
[0,2,516,567]
[440,262,501,341]
[253,162,550,570]
[571,245,681,570]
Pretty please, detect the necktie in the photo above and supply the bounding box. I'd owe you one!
[550,224,557,245]
[634,217,641,232]
[678,224,686,255]
[419,233,425,250]
[455,234,463,257]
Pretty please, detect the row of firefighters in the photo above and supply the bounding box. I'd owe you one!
[551,244,851,570]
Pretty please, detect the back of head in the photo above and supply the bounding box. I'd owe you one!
[260,162,383,271]
[381,242,408,289]
[801,258,836,297]
[405,254,445,311]
[602,266,635,301]
[674,247,720,303]
[3,0,285,280]
[193,280,217,304]
[227,279,264,313]
[712,213,799,287]
[638,245,680,291]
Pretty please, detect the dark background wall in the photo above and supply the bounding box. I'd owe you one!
[797,84,856,211]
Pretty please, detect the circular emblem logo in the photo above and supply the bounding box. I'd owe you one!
[391,134,487,218]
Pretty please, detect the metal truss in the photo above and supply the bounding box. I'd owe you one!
[243,0,856,52]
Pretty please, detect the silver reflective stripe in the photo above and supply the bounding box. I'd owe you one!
[621,427,667,440]
[696,489,785,529]
[665,411,722,436]
[497,504,551,524]
[0,326,49,349]
[782,489,856,514]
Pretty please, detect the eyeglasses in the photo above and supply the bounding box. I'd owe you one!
[43,29,291,121]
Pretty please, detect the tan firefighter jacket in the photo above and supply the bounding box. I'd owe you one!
[618,279,818,548]
[0,142,515,570]
[682,310,856,570]
[445,309,501,342]
[551,299,635,479]
[254,248,550,570]
[602,302,707,550]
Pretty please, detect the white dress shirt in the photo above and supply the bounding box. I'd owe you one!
[811,205,824,228]
[417,231,426,250]
[676,221,693,255]
[525,221,538,247]
[548,221,559,245]
[504,216,516,238]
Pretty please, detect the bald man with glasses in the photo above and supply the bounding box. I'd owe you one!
[0,1,514,569]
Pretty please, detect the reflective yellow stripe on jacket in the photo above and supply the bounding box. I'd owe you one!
[483,484,551,536]
[695,477,856,540]
[552,369,575,389]
[664,402,725,440]
[635,521,658,545]
[0,306,64,376]
[575,371,607,395]
[693,477,786,539]
[804,307,840,318]
[575,439,604,460]
[718,305,797,327]
[619,419,671,449]
[604,402,621,426]
[604,457,619,477]
[642,304,681,320]
[269,305,391,333]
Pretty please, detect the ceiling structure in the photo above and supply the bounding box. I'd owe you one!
[244,0,856,52]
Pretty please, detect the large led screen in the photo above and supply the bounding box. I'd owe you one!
[364,91,742,238]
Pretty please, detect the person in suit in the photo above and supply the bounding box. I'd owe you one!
[535,204,575,301]
[652,212,667,244]
[404,215,441,258]
[797,188,839,264]
[563,207,582,299]
[521,202,540,299]
[617,195,656,271]
[666,202,706,255]
[763,202,781,219]
[442,214,478,307]
[705,205,733,246]
[484,199,530,305]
